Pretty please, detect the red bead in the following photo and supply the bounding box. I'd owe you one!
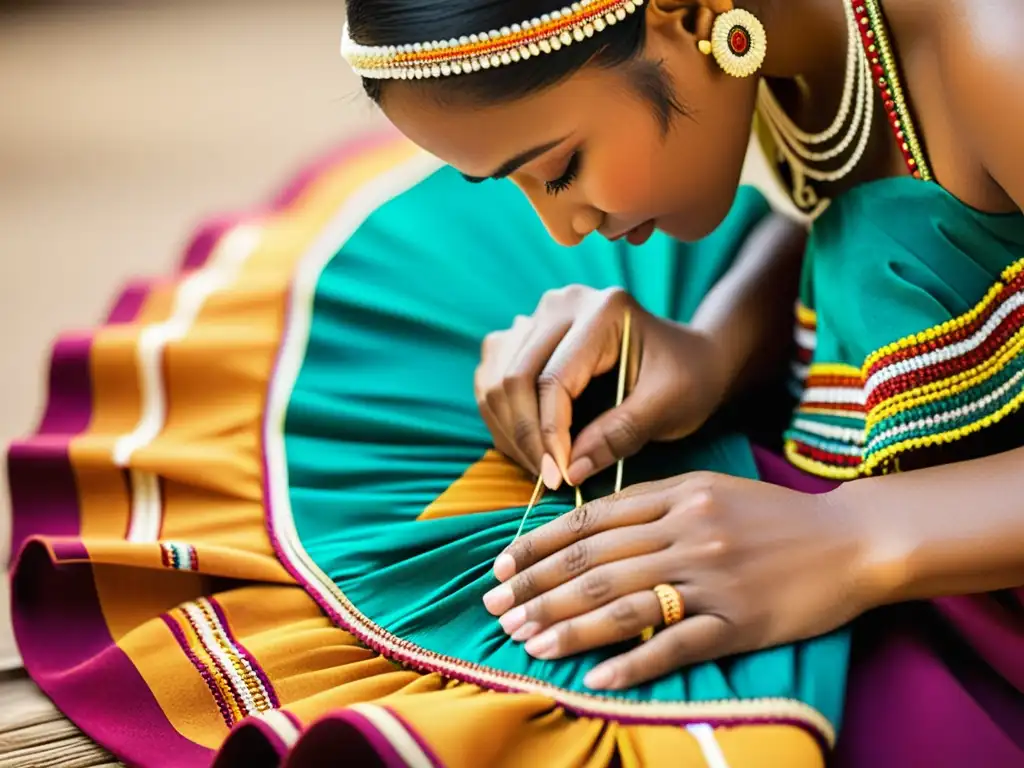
[729,27,749,55]
[881,90,892,100]
[913,171,922,179]
[896,131,904,139]
[872,64,884,76]
[884,99,894,110]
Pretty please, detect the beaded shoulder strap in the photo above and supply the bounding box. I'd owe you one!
[852,0,933,181]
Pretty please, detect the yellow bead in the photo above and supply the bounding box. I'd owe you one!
[698,39,712,55]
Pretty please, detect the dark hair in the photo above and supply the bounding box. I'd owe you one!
[345,0,686,132]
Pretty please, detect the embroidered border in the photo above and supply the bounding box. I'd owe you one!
[786,259,1024,478]
[159,541,199,571]
[165,597,278,726]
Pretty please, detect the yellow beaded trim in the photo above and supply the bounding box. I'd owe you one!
[862,259,1024,373]
[654,583,684,625]
[795,302,817,329]
[788,259,1024,479]
[866,327,1024,429]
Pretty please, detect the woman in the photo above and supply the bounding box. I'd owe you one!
[9,0,1024,765]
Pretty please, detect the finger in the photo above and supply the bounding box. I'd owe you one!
[537,305,627,480]
[509,553,675,642]
[487,527,667,624]
[503,317,574,488]
[522,583,700,658]
[583,615,732,690]
[492,483,676,583]
[476,364,537,474]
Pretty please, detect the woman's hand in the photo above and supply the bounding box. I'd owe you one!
[481,472,877,690]
[474,286,730,489]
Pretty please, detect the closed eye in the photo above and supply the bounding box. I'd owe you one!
[544,152,581,196]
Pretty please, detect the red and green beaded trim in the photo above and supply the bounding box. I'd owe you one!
[851,0,932,181]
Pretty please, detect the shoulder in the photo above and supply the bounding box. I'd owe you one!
[930,0,1024,205]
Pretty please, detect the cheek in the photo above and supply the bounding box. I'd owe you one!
[582,124,671,217]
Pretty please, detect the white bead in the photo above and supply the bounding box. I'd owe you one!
[441,63,451,75]
[562,7,572,17]
[488,29,500,39]
[471,58,481,71]
[529,42,541,55]
[512,23,522,33]
[480,56,491,69]
[584,23,594,36]
[500,26,511,36]
[593,17,606,31]
[539,39,551,53]
[550,35,562,50]
[606,12,617,24]
[625,1,636,12]
[451,61,463,74]
[459,35,470,45]
[616,7,627,19]
[572,27,585,41]
[470,33,479,43]
[542,14,552,23]
[551,10,561,20]
[533,17,543,26]
[517,46,529,59]
[414,42,423,52]
[509,48,521,61]
[490,54,501,66]
[500,52,512,65]
[560,30,573,44]
[572,2,582,10]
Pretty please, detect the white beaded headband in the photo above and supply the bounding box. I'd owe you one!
[341,0,644,80]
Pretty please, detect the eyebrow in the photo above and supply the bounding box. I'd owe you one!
[460,136,570,183]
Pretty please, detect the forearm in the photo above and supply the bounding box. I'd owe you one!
[833,445,1024,605]
[690,211,806,400]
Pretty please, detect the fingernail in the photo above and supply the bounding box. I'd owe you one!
[511,621,540,642]
[566,457,595,486]
[493,553,516,582]
[498,606,526,635]
[482,584,514,615]
[584,665,615,689]
[525,630,557,659]
[541,454,562,491]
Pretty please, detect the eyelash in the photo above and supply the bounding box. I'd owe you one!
[544,152,581,196]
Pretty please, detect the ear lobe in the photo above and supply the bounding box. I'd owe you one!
[645,0,734,46]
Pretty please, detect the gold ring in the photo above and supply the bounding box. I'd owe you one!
[639,584,684,642]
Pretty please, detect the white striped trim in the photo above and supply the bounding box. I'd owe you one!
[801,385,866,406]
[866,366,1024,451]
[865,289,1024,393]
[257,709,301,748]
[119,224,263,543]
[181,597,274,717]
[686,724,731,768]
[794,326,817,352]
[349,704,434,768]
[791,418,865,446]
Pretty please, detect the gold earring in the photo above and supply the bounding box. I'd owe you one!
[697,8,766,78]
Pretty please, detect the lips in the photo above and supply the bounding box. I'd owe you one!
[624,219,655,246]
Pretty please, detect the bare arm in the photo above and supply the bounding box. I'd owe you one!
[691,209,806,401]
[836,10,1024,603]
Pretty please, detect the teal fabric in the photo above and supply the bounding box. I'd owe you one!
[802,177,1024,366]
[787,177,1024,471]
[283,167,849,727]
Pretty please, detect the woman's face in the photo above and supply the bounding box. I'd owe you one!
[380,7,758,246]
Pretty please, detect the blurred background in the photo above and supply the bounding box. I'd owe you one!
[0,0,384,667]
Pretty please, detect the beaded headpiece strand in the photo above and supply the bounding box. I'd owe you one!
[341,0,644,81]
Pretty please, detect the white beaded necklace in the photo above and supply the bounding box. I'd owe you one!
[756,0,873,217]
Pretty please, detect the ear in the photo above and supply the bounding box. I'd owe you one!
[645,0,734,49]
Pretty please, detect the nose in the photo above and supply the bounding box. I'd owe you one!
[518,183,604,247]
